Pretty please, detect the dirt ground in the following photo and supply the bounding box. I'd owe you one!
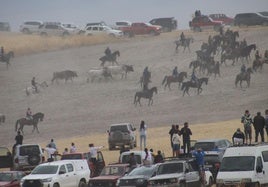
[0,27,268,156]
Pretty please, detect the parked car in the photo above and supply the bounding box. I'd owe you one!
[189,15,224,32]
[149,17,177,32]
[107,123,137,150]
[216,144,268,187]
[88,164,129,187]
[194,138,232,153]
[234,12,268,26]
[61,151,105,177]
[0,171,26,187]
[0,22,11,32]
[148,157,213,186]
[20,160,90,187]
[38,22,70,36]
[117,165,157,187]
[85,21,107,27]
[209,14,234,25]
[83,25,123,37]
[19,21,42,34]
[119,150,154,166]
[118,22,162,37]
[61,23,80,34]
[114,21,132,29]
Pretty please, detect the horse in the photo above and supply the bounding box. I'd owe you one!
[106,64,134,79]
[87,67,113,83]
[175,37,194,52]
[252,59,265,72]
[235,68,253,88]
[0,114,5,125]
[99,50,120,66]
[0,51,14,69]
[207,61,221,78]
[134,87,157,106]
[25,81,48,96]
[181,77,209,96]
[15,112,44,134]
[240,44,256,62]
[161,72,187,90]
[189,60,203,72]
[51,70,78,84]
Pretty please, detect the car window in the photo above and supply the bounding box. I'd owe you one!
[262,151,268,162]
[45,24,58,29]
[0,147,10,156]
[32,165,58,174]
[59,165,66,173]
[19,145,40,156]
[97,152,104,162]
[110,125,128,132]
[92,27,98,31]
[188,160,198,171]
[66,164,74,172]
[0,173,12,181]
[157,162,183,174]
[194,142,215,151]
[122,154,142,164]
[16,172,25,180]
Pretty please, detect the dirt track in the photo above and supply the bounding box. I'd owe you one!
[0,28,268,147]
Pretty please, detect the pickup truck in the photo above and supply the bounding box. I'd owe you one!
[20,160,90,187]
[189,15,223,32]
[61,151,105,178]
[118,22,162,37]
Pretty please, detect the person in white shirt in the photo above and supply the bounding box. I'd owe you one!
[143,148,153,165]
[70,142,76,153]
[44,144,57,161]
[89,143,104,163]
[172,130,181,157]
[139,120,147,150]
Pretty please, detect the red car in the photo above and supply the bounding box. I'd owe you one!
[209,14,234,25]
[189,15,223,32]
[88,164,129,187]
[0,171,26,187]
[118,22,161,37]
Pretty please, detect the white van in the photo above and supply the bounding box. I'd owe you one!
[216,144,268,186]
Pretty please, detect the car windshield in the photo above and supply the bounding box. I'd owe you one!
[100,166,125,176]
[204,155,221,163]
[157,163,183,175]
[220,156,255,171]
[61,154,82,160]
[32,165,58,174]
[128,166,155,177]
[0,173,12,181]
[122,154,142,165]
[110,125,128,132]
[259,12,268,16]
[194,142,215,151]
[19,145,40,156]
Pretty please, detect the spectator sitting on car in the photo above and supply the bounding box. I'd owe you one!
[47,139,57,149]
[128,152,137,171]
[70,142,76,153]
[232,128,245,145]
[44,144,57,162]
[154,150,164,164]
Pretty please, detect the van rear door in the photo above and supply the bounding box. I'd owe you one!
[261,150,268,184]
[0,147,12,168]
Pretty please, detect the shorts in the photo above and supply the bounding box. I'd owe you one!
[173,144,180,151]
[244,127,252,140]
[233,137,243,145]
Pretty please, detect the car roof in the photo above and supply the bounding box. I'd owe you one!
[196,139,229,143]
[0,171,24,174]
[39,160,78,166]
[120,150,146,155]
[107,163,129,167]
[110,123,131,126]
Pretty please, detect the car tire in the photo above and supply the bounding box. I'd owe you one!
[28,154,40,166]
[149,30,156,36]
[53,183,59,187]
[193,27,201,32]
[78,180,86,187]
[124,31,133,38]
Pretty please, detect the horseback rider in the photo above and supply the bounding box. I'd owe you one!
[26,108,33,120]
[255,50,261,61]
[31,77,38,93]
[172,66,179,78]
[143,66,150,91]
[240,38,247,49]
[191,71,199,85]
[180,32,185,45]
[241,64,246,75]
[105,47,111,57]
[208,35,212,46]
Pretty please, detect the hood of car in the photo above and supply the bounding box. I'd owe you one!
[121,175,149,180]
[22,174,56,180]
[0,181,13,185]
[149,173,184,181]
[90,175,122,181]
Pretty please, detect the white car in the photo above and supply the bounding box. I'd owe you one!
[20,160,90,187]
[84,25,123,37]
[62,23,81,34]
[19,21,43,34]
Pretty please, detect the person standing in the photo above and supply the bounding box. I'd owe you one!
[70,142,76,153]
[13,131,23,152]
[180,122,192,154]
[143,148,153,165]
[154,150,164,163]
[193,148,206,184]
[169,124,176,149]
[128,152,137,171]
[62,148,68,155]
[265,109,268,141]
[139,120,147,150]
[47,139,57,149]
[241,110,253,145]
[31,77,38,93]
[172,130,181,157]
[89,143,104,163]
[253,112,265,143]
[232,128,245,145]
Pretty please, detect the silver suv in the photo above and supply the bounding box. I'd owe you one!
[13,144,44,171]
[39,22,70,36]
[107,123,137,150]
[19,21,43,34]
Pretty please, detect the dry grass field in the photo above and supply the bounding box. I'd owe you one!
[0,26,268,168]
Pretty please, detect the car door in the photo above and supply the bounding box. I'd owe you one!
[66,163,77,187]
[58,164,73,187]
[0,147,12,168]
[185,162,199,185]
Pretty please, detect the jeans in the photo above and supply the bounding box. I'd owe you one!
[183,139,190,154]
[140,135,146,149]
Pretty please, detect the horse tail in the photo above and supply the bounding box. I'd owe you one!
[15,120,19,132]
[162,76,167,85]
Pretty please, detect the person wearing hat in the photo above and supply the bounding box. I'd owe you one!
[232,128,245,145]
